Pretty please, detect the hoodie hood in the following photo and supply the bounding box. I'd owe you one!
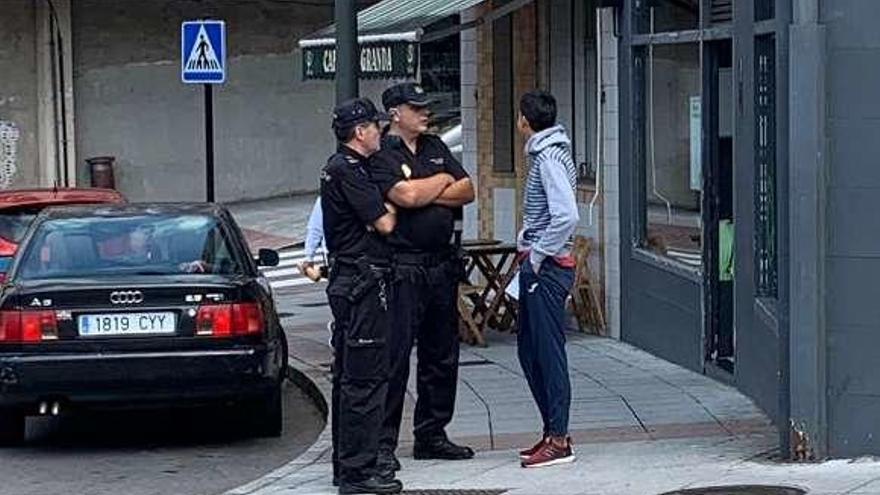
[525,124,570,156]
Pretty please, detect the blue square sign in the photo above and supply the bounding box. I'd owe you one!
[181,20,226,84]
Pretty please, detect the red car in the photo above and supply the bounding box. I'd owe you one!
[0,188,126,281]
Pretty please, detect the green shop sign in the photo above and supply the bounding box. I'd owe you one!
[302,41,418,80]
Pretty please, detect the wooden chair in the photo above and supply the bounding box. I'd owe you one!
[570,236,606,335]
[458,283,486,346]
[457,244,520,346]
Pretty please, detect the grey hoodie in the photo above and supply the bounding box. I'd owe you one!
[517,124,579,268]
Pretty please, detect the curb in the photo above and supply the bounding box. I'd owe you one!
[286,364,328,418]
[225,365,333,495]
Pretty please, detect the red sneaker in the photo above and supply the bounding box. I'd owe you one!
[521,437,575,468]
[518,436,547,460]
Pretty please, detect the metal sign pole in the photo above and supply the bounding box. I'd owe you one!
[334,0,358,103]
[204,83,214,202]
[182,20,224,203]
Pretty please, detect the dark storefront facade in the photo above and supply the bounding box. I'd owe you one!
[618,0,880,458]
[619,0,790,428]
[619,0,787,451]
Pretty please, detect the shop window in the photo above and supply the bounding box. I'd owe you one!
[421,32,461,135]
[640,42,702,268]
[755,34,777,297]
[493,15,515,174]
[635,0,699,34]
[755,0,775,21]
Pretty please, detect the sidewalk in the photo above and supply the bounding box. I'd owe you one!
[226,196,880,495]
[225,194,317,251]
[228,289,880,495]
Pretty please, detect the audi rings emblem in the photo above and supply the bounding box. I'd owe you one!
[109,290,144,305]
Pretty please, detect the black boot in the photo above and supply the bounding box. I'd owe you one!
[377,448,401,472]
[337,475,403,494]
[413,437,474,460]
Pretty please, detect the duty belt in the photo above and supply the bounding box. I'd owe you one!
[329,255,391,271]
[394,250,455,266]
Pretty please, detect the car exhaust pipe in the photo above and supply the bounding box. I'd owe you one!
[0,367,18,385]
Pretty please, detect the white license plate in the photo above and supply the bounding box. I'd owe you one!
[78,312,176,337]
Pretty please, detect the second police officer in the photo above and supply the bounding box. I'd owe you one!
[370,82,477,472]
[321,97,402,495]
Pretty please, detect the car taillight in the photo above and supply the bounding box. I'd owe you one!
[232,303,263,335]
[0,311,20,342]
[195,303,263,338]
[0,310,58,343]
[0,237,17,257]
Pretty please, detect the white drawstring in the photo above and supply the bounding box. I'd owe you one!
[588,10,603,226]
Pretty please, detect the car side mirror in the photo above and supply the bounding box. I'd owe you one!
[256,248,279,267]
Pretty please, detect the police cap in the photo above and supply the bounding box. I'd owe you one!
[382,82,432,110]
[331,98,389,130]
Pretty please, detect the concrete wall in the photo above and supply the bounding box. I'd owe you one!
[821,0,880,457]
[0,1,39,188]
[474,1,533,240]
[71,0,368,202]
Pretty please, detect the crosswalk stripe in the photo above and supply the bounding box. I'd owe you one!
[274,257,301,268]
[262,247,329,289]
[271,278,325,289]
[262,267,301,278]
[269,256,323,269]
[279,249,305,259]
[278,248,325,260]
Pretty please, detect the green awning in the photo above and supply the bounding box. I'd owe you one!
[297,0,532,80]
[299,0,486,46]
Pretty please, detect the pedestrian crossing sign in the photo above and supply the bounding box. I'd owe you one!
[181,20,226,84]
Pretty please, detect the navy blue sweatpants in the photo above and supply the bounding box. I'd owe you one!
[516,258,575,437]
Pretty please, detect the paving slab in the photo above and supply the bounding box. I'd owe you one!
[224,197,879,495]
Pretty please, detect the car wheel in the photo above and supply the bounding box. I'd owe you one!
[0,409,25,446]
[245,384,282,438]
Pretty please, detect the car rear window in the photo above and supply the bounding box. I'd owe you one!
[0,209,40,243]
[16,214,244,280]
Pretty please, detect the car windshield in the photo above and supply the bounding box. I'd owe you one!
[16,214,243,280]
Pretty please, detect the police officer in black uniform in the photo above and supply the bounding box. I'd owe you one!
[370,82,477,471]
[322,98,402,495]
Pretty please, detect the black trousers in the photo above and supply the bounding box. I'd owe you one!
[380,255,460,451]
[328,263,392,482]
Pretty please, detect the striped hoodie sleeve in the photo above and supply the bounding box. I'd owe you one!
[529,146,579,267]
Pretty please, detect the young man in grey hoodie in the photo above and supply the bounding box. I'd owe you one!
[515,90,579,468]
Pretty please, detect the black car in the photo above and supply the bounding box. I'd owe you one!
[0,203,285,444]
